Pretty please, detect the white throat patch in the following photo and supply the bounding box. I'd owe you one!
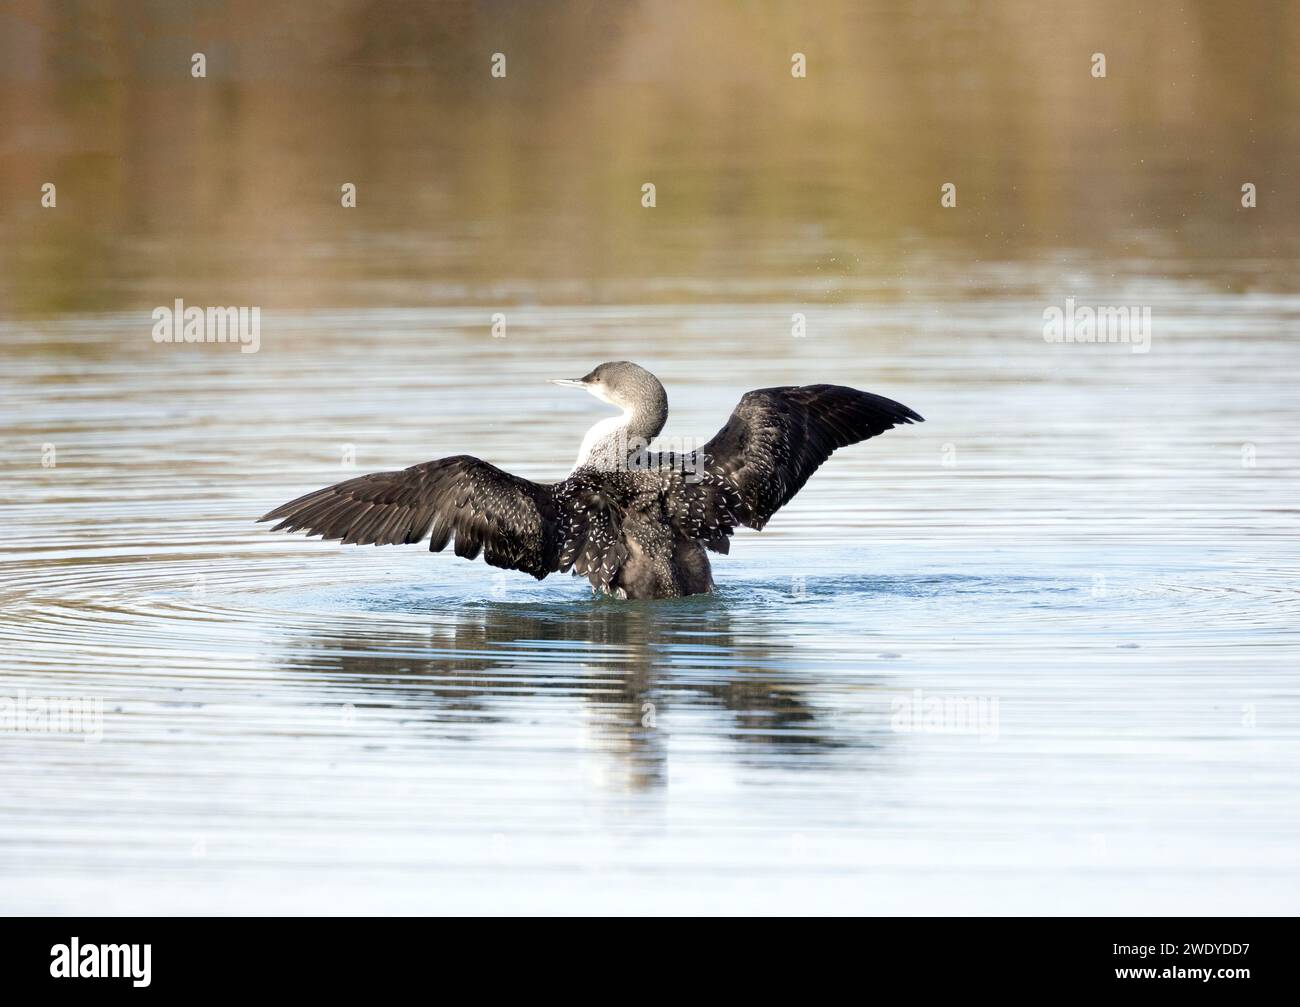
[585,382,616,405]
[573,411,632,471]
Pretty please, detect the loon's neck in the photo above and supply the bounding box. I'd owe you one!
[572,401,667,472]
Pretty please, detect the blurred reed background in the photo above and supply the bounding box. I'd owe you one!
[1,0,1298,315]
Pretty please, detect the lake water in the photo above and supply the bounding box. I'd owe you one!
[4,291,1298,915]
[2,1,1299,915]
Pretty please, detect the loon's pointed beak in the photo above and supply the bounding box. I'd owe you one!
[549,378,587,388]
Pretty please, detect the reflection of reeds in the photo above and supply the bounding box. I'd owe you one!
[1,0,1298,313]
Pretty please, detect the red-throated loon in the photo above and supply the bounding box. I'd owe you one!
[259,362,923,600]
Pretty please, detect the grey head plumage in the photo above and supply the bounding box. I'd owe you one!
[551,361,668,441]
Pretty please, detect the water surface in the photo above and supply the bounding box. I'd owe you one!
[3,296,1298,914]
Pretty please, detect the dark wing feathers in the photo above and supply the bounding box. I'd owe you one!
[258,455,559,578]
[553,476,631,592]
[692,384,922,532]
[260,384,921,586]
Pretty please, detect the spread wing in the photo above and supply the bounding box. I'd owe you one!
[552,473,632,594]
[679,384,923,539]
[258,455,560,578]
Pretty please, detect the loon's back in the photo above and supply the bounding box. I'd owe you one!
[557,465,717,599]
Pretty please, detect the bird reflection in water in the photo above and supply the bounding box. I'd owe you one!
[276,596,877,791]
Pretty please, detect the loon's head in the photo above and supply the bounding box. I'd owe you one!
[551,361,667,417]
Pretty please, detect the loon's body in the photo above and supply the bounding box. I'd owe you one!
[260,362,923,600]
